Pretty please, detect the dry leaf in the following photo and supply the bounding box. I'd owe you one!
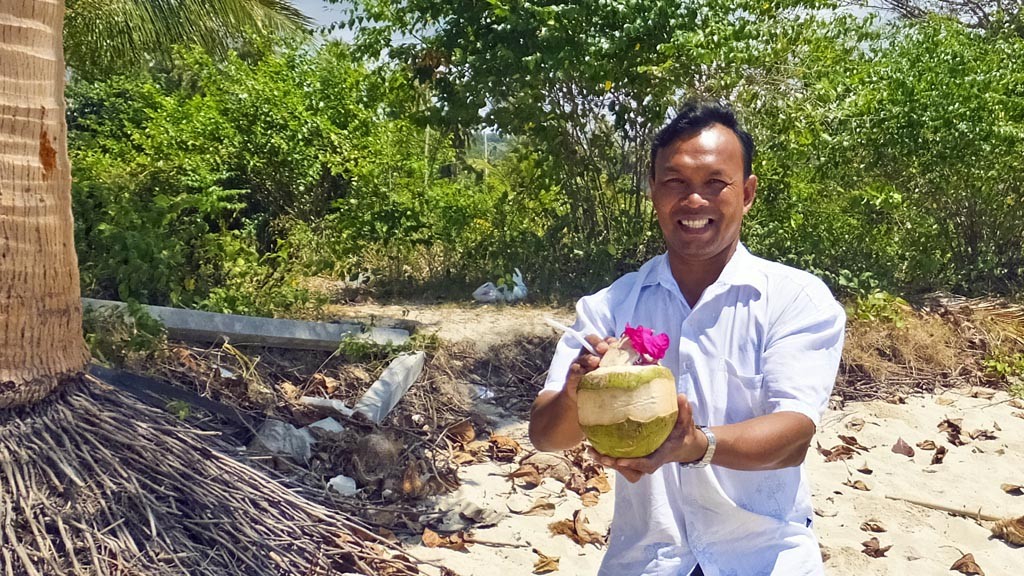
[885,395,906,404]
[564,471,588,495]
[1000,484,1023,496]
[508,464,542,488]
[581,490,600,507]
[970,387,997,399]
[857,462,874,475]
[860,521,887,532]
[521,453,573,483]
[549,510,607,546]
[532,548,560,574]
[993,421,1001,432]
[488,435,522,462]
[817,442,857,462]
[586,473,611,494]
[421,528,471,551]
[931,445,948,465]
[839,435,870,451]
[969,429,997,441]
[916,440,937,450]
[935,396,956,406]
[991,516,1024,546]
[845,417,866,431]
[892,437,915,457]
[508,497,557,516]
[401,461,424,497]
[938,418,967,446]
[1013,411,1024,420]
[950,552,985,575]
[452,451,477,466]
[446,420,476,444]
[843,479,871,491]
[1009,398,1024,409]
[860,537,891,558]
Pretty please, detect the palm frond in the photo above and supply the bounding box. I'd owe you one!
[65,0,313,77]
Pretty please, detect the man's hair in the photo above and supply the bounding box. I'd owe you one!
[649,100,755,178]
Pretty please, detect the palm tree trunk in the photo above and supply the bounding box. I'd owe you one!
[0,0,90,409]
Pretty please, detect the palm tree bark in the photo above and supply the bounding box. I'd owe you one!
[0,0,90,409]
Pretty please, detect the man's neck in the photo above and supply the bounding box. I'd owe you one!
[668,242,739,308]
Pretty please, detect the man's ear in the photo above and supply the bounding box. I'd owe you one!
[742,174,758,214]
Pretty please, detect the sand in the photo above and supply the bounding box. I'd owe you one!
[403,390,1024,576]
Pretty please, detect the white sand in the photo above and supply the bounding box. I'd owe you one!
[403,389,1024,575]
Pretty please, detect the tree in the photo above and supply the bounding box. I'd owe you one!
[65,0,313,77]
[868,0,1024,34]
[0,2,414,573]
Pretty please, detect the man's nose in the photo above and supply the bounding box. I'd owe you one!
[682,192,709,207]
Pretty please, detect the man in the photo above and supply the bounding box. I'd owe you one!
[529,101,845,576]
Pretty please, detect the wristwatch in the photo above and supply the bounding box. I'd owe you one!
[679,425,716,469]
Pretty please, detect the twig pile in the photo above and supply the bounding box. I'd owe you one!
[0,377,422,576]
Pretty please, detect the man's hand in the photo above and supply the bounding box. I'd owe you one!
[529,333,617,452]
[589,394,708,483]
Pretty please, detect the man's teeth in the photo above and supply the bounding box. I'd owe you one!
[680,218,710,229]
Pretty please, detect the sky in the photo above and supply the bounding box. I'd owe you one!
[292,0,346,30]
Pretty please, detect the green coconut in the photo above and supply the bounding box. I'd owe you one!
[577,364,678,458]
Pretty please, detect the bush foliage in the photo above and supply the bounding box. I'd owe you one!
[68,3,1024,312]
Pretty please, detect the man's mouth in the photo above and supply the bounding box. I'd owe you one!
[678,217,713,232]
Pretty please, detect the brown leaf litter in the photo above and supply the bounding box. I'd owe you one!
[950,552,985,575]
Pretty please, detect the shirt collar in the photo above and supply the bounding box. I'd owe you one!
[646,243,765,298]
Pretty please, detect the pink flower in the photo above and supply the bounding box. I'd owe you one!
[622,324,669,364]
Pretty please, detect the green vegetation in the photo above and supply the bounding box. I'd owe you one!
[68,1,1024,313]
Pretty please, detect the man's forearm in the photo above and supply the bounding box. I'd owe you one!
[529,390,585,452]
[708,411,816,471]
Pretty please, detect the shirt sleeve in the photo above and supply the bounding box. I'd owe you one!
[541,295,615,394]
[761,284,846,426]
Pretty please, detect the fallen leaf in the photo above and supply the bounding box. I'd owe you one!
[521,452,572,483]
[843,479,871,491]
[581,490,600,507]
[969,429,997,441]
[421,528,471,551]
[861,537,891,558]
[892,437,915,457]
[452,451,477,466]
[814,507,838,518]
[532,548,560,574]
[488,435,522,462]
[1013,411,1024,420]
[845,417,866,431]
[564,471,588,495]
[508,496,557,516]
[993,421,1001,432]
[820,544,832,562]
[817,442,857,462]
[860,521,887,532]
[885,395,906,404]
[970,387,997,399]
[991,516,1024,545]
[586,473,611,494]
[549,510,607,546]
[401,461,424,497]
[446,420,476,444]
[857,462,873,475]
[311,373,341,395]
[935,396,956,406]
[839,435,870,451]
[916,440,937,450]
[950,552,985,575]
[1000,484,1023,495]
[931,445,948,465]
[508,464,542,488]
[1009,398,1024,409]
[938,418,967,446]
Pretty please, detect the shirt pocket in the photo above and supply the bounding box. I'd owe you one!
[718,358,766,423]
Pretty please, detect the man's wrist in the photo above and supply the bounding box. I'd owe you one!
[679,426,716,468]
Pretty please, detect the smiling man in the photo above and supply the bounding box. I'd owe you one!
[529,101,846,576]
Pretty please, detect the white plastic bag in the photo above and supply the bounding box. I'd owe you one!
[472,281,500,303]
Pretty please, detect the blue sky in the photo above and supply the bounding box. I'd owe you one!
[293,0,345,29]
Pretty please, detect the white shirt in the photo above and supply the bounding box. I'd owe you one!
[543,245,845,576]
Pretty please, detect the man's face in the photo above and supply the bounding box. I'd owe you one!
[649,124,757,267]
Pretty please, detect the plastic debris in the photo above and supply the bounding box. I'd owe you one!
[251,419,314,463]
[307,417,345,434]
[353,351,426,424]
[300,396,355,418]
[328,474,358,496]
